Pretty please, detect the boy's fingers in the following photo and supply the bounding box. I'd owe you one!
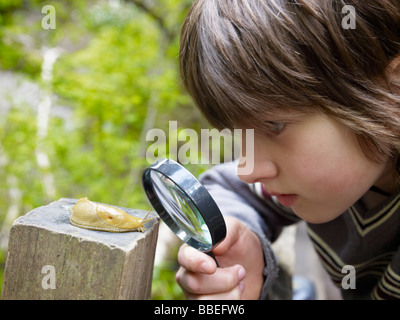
[187,284,244,300]
[176,264,246,296]
[177,244,217,274]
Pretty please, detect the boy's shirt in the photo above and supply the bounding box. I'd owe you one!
[199,161,400,300]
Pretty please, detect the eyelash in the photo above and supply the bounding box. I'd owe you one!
[265,121,286,135]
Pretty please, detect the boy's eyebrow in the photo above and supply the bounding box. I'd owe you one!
[259,110,309,122]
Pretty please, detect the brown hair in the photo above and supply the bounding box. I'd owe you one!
[179,0,400,163]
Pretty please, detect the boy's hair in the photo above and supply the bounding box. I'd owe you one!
[179,0,400,163]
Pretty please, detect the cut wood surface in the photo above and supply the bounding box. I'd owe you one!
[1,198,159,300]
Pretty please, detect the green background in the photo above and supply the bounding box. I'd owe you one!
[0,0,228,299]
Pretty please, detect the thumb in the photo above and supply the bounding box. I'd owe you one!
[212,216,246,256]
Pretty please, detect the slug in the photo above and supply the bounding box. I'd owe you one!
[69,197,152,233]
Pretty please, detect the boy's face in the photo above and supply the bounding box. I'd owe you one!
[237,112,396,224]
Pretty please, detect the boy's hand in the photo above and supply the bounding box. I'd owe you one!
[175,216,265,300]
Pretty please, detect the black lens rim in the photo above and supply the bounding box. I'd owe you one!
[142,158,226,252]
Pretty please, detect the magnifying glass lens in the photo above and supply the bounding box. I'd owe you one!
[150,170,212,251]
[143,158,226,264]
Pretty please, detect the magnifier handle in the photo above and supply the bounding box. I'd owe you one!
[206,251,220,268]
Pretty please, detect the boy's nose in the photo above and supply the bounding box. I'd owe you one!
[237,154,278,184]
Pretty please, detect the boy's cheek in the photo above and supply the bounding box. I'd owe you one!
[301,166,368,201]
[291,169,367,222]
[290,162,383,223]
[293,143,372,193]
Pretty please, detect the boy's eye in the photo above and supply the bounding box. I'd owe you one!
[265,121,286,134]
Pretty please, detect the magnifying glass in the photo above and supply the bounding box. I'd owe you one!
[142,158,226,267]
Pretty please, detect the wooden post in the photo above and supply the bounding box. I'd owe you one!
[1,198,159,300]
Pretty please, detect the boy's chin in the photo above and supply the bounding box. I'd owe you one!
[292,206,344,225]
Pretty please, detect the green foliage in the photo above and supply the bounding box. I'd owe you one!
[0,0,213,299]
[151,244,185,300]
[0,2,39,74]
[152,263,185,300]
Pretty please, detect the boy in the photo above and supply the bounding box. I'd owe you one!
[175,0,400,299]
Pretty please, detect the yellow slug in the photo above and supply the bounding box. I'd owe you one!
[69,197,152,233]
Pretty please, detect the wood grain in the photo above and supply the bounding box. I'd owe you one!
[1,198,159,300]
